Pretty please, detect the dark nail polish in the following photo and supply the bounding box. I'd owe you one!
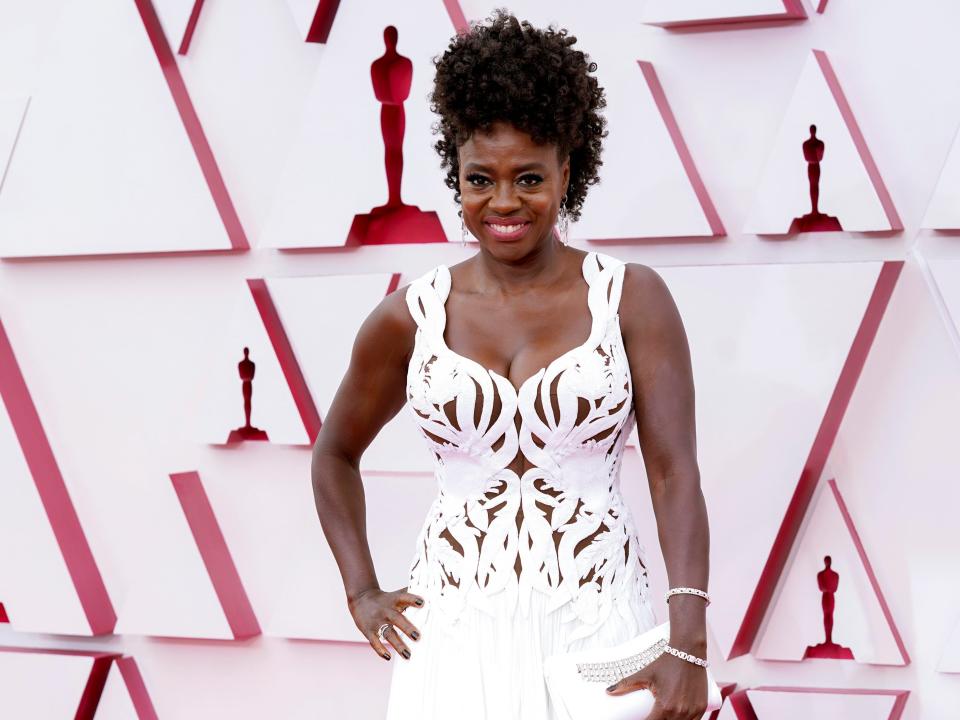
[382,652,391,660]
[412,631,420,640]
[402,649,411,659]
[606,684,617,693]
[415,599,424,606]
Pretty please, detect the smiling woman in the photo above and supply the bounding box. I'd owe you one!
[430,9,607,241]
[310,9,710,720]
[458,123,569,247]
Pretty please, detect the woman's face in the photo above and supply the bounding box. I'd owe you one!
[457,122,570,255]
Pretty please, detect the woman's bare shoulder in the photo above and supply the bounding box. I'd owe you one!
[359,279,420,361]
[619,261,686,341]
[621,261,665,299]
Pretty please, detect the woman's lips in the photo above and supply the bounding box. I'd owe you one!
[484,220,531,241]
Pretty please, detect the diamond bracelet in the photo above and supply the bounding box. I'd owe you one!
[575,638,709,684]
[665,586,710,605]
[575,638,668,684]
[662,644,709,667]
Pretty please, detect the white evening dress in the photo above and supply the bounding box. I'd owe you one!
[385,250,657,719]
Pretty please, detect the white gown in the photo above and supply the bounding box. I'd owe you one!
[386,250,657,719]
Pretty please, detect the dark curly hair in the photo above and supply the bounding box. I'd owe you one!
[429,9,607,222]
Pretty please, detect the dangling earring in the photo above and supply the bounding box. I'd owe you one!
[460,213,467,248]
[557,194,570,246]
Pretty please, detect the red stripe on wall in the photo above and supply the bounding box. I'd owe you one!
[134,0,249,250]
[117,656,160,720]
[177,0,207,55]
[0,318,116,634]
[74,655,115,720]
[443,0,470,34]
[828,478,910,663]
[306,0,469,43]
[639,61,725,236]
[814,50,902,230]
[170,471,261,639]
[305,0,341,43]
[247,279,322,444]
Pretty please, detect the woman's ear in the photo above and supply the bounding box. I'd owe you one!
[561,156,571,199]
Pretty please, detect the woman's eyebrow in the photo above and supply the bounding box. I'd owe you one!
[462,161,548,172]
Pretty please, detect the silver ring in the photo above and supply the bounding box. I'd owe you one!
[376,622,392,641]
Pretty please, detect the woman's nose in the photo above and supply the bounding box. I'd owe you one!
[488,182,521,213]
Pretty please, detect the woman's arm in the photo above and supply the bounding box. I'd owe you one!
[606,263,710,719]
[310,284,425,662]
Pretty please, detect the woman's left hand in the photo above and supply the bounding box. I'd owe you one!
[605,651,708,719]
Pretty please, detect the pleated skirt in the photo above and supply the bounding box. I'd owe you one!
[384,583,658,720]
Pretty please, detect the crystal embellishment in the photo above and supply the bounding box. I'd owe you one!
[575,638,669,684]
[663,644,709,667]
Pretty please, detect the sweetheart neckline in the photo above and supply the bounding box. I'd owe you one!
[434,250,604,397]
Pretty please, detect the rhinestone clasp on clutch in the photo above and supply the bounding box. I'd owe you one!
[575,638,668,684]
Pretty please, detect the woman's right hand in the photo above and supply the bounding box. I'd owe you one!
[348,586,426,661]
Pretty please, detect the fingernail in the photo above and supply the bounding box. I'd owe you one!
[412,631,420,640]
[606,684,617,693]
[382,652,391,660]
[416,599,424,606]
[402,649,411,659]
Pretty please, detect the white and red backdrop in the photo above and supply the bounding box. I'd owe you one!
[1,0,959,718]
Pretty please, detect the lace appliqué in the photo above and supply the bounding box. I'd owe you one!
[403,252,650,642]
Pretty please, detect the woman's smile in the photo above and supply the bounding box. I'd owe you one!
[484,215,532,241]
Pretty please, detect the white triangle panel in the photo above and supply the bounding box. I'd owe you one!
[0,0,230,257]
[260,0,461,248]
[755,480,906,665]
[744,51,898,234]
[923,126,960,229]
[574,61,719,240]
[153,0,322,247]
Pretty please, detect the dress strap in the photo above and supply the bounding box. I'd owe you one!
[405,265,449,344]
[586,251,628,319]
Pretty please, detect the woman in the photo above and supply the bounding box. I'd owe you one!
[311,11,710,720]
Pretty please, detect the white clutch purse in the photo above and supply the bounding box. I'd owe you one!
[543,621,722,720]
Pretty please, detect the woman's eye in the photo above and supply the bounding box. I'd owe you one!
[518,174,544,186]
[465,173,490,186]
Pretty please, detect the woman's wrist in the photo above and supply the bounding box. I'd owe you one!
[346,583,382,605]
[668,634,707,656]
[667,593,708,654]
